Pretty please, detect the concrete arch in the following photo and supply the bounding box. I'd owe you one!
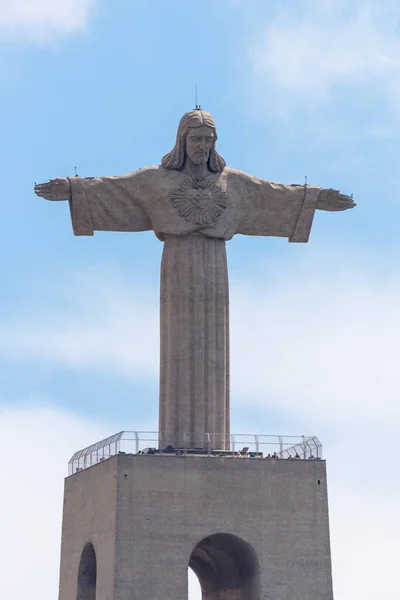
[189,533,260,600]
[77,542,97,600]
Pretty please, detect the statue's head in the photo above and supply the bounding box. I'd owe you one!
[161,109,226,172]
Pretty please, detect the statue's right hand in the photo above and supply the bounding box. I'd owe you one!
[34,178,70,201]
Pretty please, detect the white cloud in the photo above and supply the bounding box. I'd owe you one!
[2,254,400,598]
[329,486,400,599]
[230,255,400,430]
[189,570,201,600]
[0,401,399,600]
[0,404,110,599]
[0,269,159,380]
[249,0,400,118]
[0,0,97,39]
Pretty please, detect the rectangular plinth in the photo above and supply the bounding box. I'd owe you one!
[59,454,333,600]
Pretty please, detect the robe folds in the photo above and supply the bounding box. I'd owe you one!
[68,166,322,449]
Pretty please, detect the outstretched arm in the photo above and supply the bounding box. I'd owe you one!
[288,185,354,242]
[235,173,355,243]
[35,174,152,236]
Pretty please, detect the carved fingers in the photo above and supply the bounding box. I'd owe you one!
[335,192,356,211]
[34,183,54,200]
[317,189,356,212]
[34,178,70,201]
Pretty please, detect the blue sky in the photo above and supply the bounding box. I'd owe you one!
[1,1,400,599]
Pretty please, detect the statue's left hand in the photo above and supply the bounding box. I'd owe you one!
[317,189,356,212]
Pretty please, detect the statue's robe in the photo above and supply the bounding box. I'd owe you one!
[68,166,322,449]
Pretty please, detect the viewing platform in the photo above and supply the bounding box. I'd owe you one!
[69,431,323,475]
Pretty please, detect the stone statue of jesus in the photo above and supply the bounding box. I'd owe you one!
[35,109,355,450]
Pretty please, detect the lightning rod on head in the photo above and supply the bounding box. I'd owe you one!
[195,84,201,110]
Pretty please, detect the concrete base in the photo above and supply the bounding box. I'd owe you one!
[59,454,333,600]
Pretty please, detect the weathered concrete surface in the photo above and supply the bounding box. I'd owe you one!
[34,110,355,451]
[159,233,230,450]
[59,454,333,600]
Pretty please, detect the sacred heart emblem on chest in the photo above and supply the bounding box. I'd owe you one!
[171,177,228,225]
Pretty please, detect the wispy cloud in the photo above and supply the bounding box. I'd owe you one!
[1,250,399,599]
[230,255,400,430]
[0,0,97,40]
[248,0,400,123]
[252,1,400,95]
[0,269,159,380]
[1,398,399,600]
[1,251,400,433]
[0,404,110,599]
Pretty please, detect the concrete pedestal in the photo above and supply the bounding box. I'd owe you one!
[59,454,333,600]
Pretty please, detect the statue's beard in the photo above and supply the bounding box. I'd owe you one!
[189,151,209,165]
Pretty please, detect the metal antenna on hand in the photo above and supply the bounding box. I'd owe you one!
[303,175,308,201]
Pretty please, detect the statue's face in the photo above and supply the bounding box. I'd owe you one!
[185,126,215,165]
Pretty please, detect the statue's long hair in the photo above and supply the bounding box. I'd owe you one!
[161,110,226,172]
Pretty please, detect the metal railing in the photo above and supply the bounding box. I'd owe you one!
[69,431,322,475]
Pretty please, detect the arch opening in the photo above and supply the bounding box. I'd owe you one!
[77,542,97,600]
[189,533,260,600]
